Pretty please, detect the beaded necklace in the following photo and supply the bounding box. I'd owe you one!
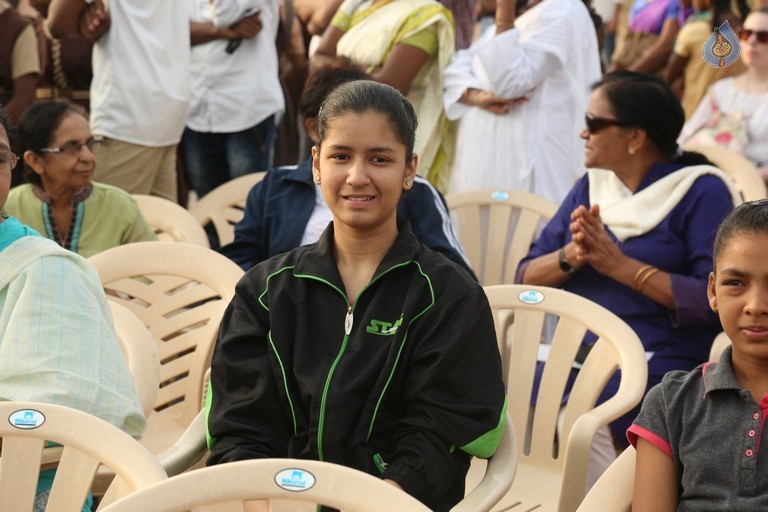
[33,184,92,254]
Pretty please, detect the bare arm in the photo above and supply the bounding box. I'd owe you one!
[370,43,430,95]
[310,24,343,70]
[633,438,679,512]
[46,0,85,38]
[520,242,584,288]
[190,11,262,46]
[629,18,679,74]
[571,204,677,309]
[494,0,515,35]
[4,74,39,122]
[296,0,344,36]
[666,53,689,94]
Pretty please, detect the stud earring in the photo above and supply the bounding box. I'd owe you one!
[404,180,410,187]
[314,175,321,183]
[628,147,636,156]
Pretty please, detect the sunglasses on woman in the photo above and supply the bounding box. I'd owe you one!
[739,29,768,44]
[585,114,628,134]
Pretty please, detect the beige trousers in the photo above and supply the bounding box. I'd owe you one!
[93,137,178,202]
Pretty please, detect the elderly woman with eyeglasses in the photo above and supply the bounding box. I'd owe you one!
[0,105,145,511]
[4,100,156,257]
[516,71,742,484]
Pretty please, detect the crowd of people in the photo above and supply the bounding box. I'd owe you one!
[2,0,768,510]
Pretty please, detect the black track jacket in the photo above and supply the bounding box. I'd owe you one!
[206,222,506,510]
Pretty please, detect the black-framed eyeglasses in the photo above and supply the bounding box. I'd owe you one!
[39,137,99,156]
[739,29,768,44]
[0,150,19,171]
[584,114,628,135]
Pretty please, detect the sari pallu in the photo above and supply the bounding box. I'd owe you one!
[335,0,456,192]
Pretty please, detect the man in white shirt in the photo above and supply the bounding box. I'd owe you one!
[186,0,284,197]
[47,0,190,202]
[443,0,602,205]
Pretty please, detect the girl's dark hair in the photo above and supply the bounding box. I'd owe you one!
[18,101,87,186]
[592,71,710,166]
[315,80,418,163]
[712,199,768,270]
[298,65,372,123]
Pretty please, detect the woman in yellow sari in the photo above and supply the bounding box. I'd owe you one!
[312,0,455,192]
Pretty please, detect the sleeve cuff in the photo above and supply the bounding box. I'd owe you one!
[381,462,428,503]
[627,424,673,457]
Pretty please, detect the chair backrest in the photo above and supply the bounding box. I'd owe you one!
[132,194,210,247]
[89,242,244,425]
[682,143,768,202]
[709,331,731,362]
[0,401,167,512]
[483,284,647,512]
[576,447,634,512]
[100,458,430,512]
[188,172,266,247]
[445,189,558,285]
[108,301,160,418]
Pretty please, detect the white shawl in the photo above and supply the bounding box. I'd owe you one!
[588,165,742,242]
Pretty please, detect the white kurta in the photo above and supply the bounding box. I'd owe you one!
[443,0,602,204]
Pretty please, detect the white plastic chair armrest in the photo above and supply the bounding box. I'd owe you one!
[154,410,208,477]
[451,415,517,512]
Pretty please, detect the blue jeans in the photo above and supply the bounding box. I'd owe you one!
[184,115,276,197]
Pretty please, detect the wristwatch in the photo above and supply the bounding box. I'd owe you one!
[558,247,575,274]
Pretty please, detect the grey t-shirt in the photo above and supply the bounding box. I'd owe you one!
[628,346,768,511]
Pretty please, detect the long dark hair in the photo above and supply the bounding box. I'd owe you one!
[592,71,710,165]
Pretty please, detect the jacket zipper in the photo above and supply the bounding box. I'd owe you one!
[300,261,412,461]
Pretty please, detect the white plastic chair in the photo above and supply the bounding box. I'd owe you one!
[709,331,731,361]
[100,458,430,512]
[446,189,558,285]
[132,194,210,247]
[452,413,518,512]
[0,401,166,512]
[683,143,767,201]
[89,242,244,476]
[483,284,648,512]
[188,172,266,247]
[108,301,160,418]
[575,448,635,512]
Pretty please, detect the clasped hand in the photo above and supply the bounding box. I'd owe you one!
[569,204,627,277]
[221,10,263,40]
[79,0,110,42]
[461,88,527,115]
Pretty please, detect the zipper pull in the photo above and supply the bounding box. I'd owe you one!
[344,306,353,335]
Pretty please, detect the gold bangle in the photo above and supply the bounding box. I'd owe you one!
[636,268,659,292]
[495,20,515,28]
[633,265,653,289]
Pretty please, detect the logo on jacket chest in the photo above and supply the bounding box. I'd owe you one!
[365,314,404,336]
